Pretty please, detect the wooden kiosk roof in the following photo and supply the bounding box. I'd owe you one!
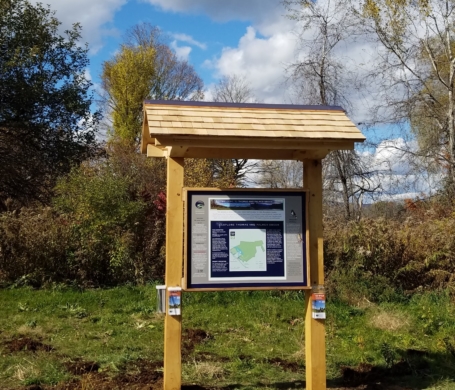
[141,100,365,160]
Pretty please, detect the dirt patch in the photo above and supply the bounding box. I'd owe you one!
[266,357,301,372]
[115,359,163,385]
[47,360,164,390]
[64,359,100,375]
[185,329,212,344]
[182,329,212,356]
[341,362,377,385]
[4,337,53,353]
[341,360,413,387]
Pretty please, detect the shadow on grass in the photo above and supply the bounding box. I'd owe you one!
[183,350,455,390]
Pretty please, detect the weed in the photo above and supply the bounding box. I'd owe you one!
[26,319,37,328]
[380,342,396,368]
[443,337,455,360]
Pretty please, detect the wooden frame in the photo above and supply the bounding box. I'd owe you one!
[140,100,366,390]
[182,188,310,292]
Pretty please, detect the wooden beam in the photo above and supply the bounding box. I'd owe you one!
[154,136,356,151]
[179,147,330,160]
[147,144,166,158]
[167,146,189,157]
[141,111,155,154]
[164,157,184,390]
[303,159,326,390]
[143,144,332,160]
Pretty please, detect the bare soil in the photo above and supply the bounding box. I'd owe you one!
[4,337,53,353]
[182,328,212,356]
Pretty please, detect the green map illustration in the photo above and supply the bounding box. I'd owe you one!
[230,241,265,262]
[229,229,267,271]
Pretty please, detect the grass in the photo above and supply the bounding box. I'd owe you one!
[0,286,454,389]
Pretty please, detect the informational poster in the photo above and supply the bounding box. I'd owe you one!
[311,293,326,319]
[185,189,308,290]
[168,287,182,316]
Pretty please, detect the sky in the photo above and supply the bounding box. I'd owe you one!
[32,0,300,106]
[28,0,438,200]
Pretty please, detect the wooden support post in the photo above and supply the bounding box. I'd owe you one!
[303,159,326,390]
[164,157,184,390]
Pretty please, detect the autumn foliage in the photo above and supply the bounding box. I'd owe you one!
[324,197,455,304]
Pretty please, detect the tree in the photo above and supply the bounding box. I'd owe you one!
[100,24,204,146]
[361,0,455,193]
[101,45,156,144]
[257,160,304,188]
[211,74,257,187]
[126,24,204,102]
[282,0,378,219]
[213,74,254,104]
[0,0,99,209]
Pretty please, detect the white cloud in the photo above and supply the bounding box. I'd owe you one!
[171,33,207,50]
[84,68,92,82]
[142,0,375,115]
[360,138,443,202]
[170,41,192,61]
[206,26,297,103]
[30,0,126,53]
[143,0,300,105]
[143,0,284,25]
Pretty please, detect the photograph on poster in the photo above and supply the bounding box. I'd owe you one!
[312,293,326,319]
[168,288,181,316]
[185,190,308,290]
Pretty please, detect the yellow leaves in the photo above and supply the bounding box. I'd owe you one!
[184,159,214,187]
[102,45,156,145]
[364,0,433,23]
[363,0,381,19]
[418,0,431,16]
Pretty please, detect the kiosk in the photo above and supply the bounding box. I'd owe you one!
[140,100,365,390]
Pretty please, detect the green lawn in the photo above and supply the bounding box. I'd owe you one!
[0,286,454,389]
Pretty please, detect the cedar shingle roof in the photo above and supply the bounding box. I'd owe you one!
[141,100,365,159]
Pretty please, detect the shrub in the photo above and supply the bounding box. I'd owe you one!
[0,145,167,287]
[324,200,455,304]
[0,207,72,285]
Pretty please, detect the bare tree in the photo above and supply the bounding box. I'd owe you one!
[282,0,378,219]
[213,75,255,103]
[257,160,304,188]
[211,74,258,187]
[361,0,455,194]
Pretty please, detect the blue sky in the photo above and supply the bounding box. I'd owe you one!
[91,1,253,87]
[33,0,297,104]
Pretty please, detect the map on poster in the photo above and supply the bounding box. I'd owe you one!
[229,229,266,271]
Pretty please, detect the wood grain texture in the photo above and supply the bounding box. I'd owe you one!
[154,137,355,151]
[303,159,326,390]
[164,157,184,390]
[143,103,366,148]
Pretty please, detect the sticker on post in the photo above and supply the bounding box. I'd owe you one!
[312,293,326,319]
[168,287,182,316]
